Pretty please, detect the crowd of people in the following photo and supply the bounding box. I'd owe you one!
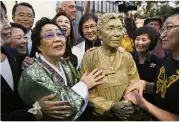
[0,1,179,121]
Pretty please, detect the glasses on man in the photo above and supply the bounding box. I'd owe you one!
[15,13,34,19]
[83,24,97,32]
[41,31,64,40]
[159,25,179,34]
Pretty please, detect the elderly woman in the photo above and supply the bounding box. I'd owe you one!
[18,17,104,121]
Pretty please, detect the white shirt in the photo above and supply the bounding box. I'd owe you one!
[72,41,85,69]
[26,30,32,55]
[39,54,88,112]
[0,57,14,90]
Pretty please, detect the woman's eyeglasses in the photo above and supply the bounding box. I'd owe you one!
[83,24,97,32]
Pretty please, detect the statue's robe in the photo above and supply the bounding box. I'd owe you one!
[81,46,140,119]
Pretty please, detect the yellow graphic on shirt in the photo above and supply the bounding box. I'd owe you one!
[156,66,179,98]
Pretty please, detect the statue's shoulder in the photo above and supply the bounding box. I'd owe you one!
[121,51,131,56]
[120,51,134,61]
[83,47,99,58]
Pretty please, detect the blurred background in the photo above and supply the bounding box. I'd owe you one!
[3,0,179,28]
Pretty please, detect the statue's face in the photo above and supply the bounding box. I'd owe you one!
[99,18,124,49]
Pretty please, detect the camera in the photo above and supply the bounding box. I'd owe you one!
[114,1,137,12]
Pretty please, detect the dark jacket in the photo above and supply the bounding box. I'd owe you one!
[1,46,34,121]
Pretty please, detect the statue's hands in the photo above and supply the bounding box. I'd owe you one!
[110,100,134,120]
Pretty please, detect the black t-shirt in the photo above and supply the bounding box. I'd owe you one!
[133,52,162,83]
[154,54,179,117]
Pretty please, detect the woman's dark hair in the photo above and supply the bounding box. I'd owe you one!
[79,14,98,38]
[30,17,61,56]
[52,12,75,47]
[10,22,27,34]
[135,26,159,51]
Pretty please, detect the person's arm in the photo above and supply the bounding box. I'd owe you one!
[83,1,91,15]
[71,81,88,112]
[125,80,154,97]
[125,91,178,121]
[124,12,137,41]
[143,99,179,121]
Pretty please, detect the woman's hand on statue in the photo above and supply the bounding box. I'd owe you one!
[22,56,34,68]
[110,100,134,120]
[125,80,147,97]
[118,46,126,52]
[81,68,105,89]
[124,90,147,110]
[38,94,72,119]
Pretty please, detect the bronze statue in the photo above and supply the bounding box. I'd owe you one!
[81,13,142,120]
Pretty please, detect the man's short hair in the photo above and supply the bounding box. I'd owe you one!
[56,1,65,13]
[10,22,27,34]
[12,2,35,17]
[97,13,122,31]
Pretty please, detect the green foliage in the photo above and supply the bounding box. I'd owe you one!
[133,1,178,21]
[156,4,174,20]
